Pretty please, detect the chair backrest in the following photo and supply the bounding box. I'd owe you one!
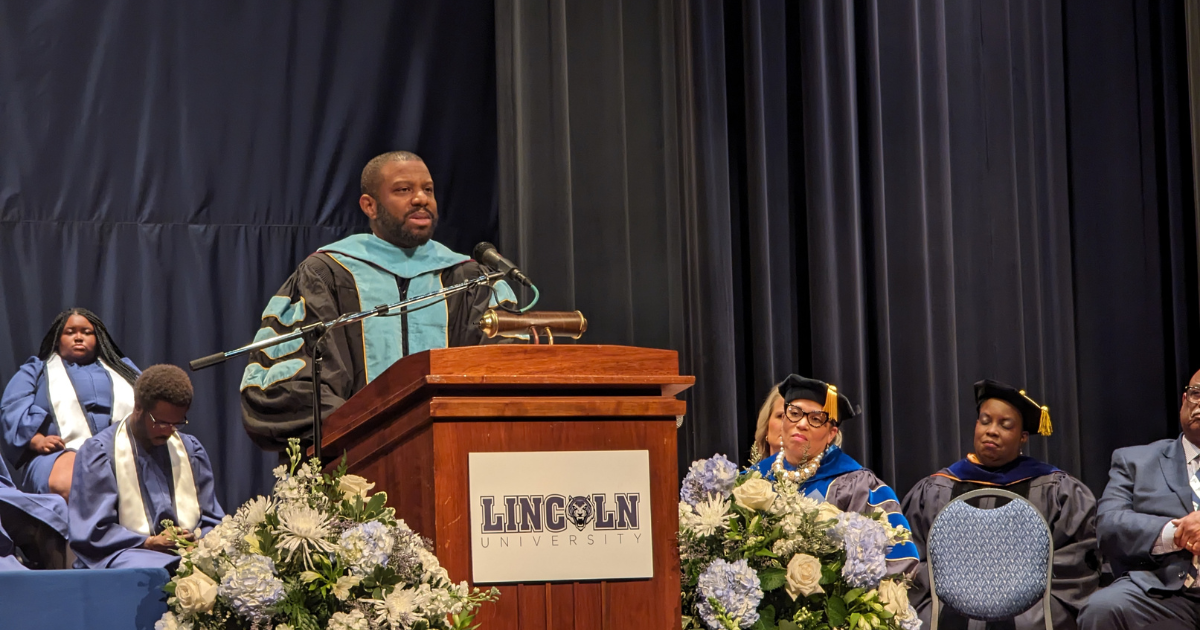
[927,488,1052,627]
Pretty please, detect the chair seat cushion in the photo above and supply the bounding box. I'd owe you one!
[928,498,1050,621]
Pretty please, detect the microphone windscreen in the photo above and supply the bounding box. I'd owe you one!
[473,242,496,262]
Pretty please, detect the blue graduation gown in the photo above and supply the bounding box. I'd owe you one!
[0,448,67,571]
[68,424,224,570]
[0,356,139,493]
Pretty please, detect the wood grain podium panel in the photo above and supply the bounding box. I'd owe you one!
[322,346,691,630]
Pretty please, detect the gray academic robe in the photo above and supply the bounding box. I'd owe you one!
[902,471,1100,630]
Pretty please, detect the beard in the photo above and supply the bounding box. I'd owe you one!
[374,206,438,249]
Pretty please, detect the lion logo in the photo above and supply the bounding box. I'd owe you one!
[566,495,595,531]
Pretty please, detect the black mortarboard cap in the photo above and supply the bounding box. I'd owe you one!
[777,374,857,423]
[973,379,1052,436]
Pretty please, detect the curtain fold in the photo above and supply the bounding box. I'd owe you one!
[676,0,1198,498]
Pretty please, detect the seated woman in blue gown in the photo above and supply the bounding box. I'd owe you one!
[752,374,919,577]
[0,308,139,500]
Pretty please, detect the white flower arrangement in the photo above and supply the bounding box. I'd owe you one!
[679,456,920,630]
[156,439,498,630]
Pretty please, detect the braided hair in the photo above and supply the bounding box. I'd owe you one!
[37,308,139,386]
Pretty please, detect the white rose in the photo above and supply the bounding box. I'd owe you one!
[338,474,376,499]
[816,501,843,523]
[174,570,219,614]
[732,478,778,512]
[876,579,910,617]
[785,553,824,600]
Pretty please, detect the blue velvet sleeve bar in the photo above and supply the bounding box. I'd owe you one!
[825,468,920,577]
[68,426,147,569]
[0,357,48,465]
[866,483,922,561]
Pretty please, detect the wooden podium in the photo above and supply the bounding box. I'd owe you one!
[321,345,694,630]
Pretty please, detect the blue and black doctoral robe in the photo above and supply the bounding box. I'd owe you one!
[753,446,921,577]
[68,424,224,570]
[240,234,516,450]
[901,456,1100,630]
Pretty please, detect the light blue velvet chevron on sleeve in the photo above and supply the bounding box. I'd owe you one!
[928,492,1051,624]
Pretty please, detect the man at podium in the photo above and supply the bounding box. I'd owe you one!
[241,151,517,450]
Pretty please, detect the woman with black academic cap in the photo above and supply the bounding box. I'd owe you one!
[751,374,920,577]
[901,380,1099,630]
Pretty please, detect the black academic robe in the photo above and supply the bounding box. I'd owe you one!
[902,464,1100,630]
[241,251,506,450]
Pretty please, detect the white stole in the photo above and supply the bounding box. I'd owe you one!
[45,354,135,450]
[113,416,200,536]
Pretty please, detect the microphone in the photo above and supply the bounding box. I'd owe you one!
[473,242,533,287]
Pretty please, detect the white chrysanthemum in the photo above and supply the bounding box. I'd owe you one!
[371,585,432,629]
[275,505,337,566]
[154,611,192,630]
[236,496,274,529]
[691,495,731,537]
[328,609,370,630]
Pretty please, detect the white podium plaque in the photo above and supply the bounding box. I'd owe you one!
[468,450,654,583]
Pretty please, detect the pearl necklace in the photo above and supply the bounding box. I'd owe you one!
[771,448,824,485]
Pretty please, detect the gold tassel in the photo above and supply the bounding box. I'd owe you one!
[1019,389,1053,436]
[824,384,839,421]
[1038,406,1052,436]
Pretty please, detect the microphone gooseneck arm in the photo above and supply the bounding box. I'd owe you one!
[187,270,506,461]
[189,271,506,371]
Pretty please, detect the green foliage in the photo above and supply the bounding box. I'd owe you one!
[361,565,402,600]
[825,595,848,627]
[274,583,324,630]
[758,567,788,592]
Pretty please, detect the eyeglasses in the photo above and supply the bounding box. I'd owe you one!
[1185,387,1200,405]
[783,403,835,428]
[149,412,188,429]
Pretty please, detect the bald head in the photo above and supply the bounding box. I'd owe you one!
[361,151,425,199]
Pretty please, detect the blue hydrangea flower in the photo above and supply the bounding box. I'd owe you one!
[695,558,762,629]
[830,512,889,589]
[218,554,286,621]
[680,454,739,507]
[339,521,396,576]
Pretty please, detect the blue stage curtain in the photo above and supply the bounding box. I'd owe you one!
[677,0,1197,499]
[0,0,498,509]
